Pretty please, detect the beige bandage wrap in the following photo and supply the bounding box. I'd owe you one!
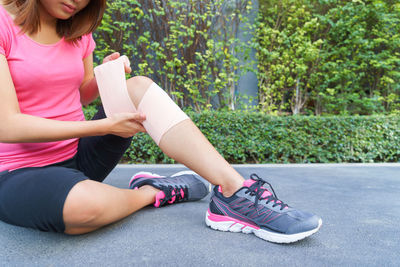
[94,56,136,117]
[94,56,189,145]
[138,82,189,144]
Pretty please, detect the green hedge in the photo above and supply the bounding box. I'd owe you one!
[85,109,399,164]
[256,0,400,115]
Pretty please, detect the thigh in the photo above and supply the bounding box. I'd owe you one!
[76,106,133,182]
[0,167,86,232]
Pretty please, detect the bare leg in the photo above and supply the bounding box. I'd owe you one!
[159,120,244,196]
[64,180,159,235]
[64,76,244,234]
[127,77,244,196]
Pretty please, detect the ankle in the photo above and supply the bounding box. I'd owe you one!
[220,180,244,198]
[139,185,160,196]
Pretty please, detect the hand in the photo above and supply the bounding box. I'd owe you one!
[102,52,132,74]
[104,112,146,138]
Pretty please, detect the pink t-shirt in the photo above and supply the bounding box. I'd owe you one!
[0,6,96,172]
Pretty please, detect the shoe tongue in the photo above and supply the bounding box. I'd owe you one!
[243,179,272,198]
[243,179,256,187]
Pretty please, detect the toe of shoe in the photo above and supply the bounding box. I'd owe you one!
[188,181,210,200]
[172,173,210,200]
[285,215,322,235]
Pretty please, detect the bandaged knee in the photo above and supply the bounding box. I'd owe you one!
[94,56,189,145]
[137,83,189,144]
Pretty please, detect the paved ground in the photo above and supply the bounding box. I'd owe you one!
[1,164,399,266]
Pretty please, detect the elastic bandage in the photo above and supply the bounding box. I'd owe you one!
[94,56,136,116]
[94,56,189,145]
[137,82,189,144]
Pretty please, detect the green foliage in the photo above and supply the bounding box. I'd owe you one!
[94,0,252,111]
[256,0,400,115]
[84,2,400,165]
[119,111,400,164]
[83,104,98,120]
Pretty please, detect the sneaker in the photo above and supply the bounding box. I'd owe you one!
[129,171,210,207]
[205,174,322,243]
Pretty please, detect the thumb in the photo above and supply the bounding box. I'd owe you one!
[119,112,146,122]
[130,113,146,122]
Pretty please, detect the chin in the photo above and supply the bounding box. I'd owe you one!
[54,11,75,20]
[58,15,73,20]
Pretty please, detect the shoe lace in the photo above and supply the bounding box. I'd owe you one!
[245,174,288,211]
[159,185,188,206]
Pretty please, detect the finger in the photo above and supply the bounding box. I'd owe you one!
[117,112,146,122]
[125,119,145,133]
[128,113,146,122]
[103,52,120,63]
[110,52,120,60]
[130,122,146,133]
[125,65,132,74]
[137,125,146,133]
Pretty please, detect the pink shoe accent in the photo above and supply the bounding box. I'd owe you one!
[129,173,163,188]
[243,179,256,187]
[154,188,185,207]
[243,179,272,198]
[207,209,260,230]
[243,179,287,208]
[134,173,162,179]
[168,189,176,204]
[154,191,166,208]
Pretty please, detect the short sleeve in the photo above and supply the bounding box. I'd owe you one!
[82,33,96,59]
[0,36,6,56]
[0,28,5,55]
[0,8,11,56]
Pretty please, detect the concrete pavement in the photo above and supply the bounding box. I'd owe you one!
[1,164,399,266]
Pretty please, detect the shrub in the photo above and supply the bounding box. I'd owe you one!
[256,0,400,115]
[106,111,400,164]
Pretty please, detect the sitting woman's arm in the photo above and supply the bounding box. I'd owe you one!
[79,54,98,106]
[0,55,145,143]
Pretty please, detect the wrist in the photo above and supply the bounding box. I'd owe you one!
[90,118,111,136]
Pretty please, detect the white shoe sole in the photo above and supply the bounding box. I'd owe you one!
[205,210,322,244]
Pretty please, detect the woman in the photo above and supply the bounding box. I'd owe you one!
[0,0,321,243]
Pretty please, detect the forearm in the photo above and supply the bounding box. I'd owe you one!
[80,77,99,106]
[0,113,108,143]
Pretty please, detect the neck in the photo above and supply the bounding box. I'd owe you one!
[28,3,62,44]
[37,2,57,29]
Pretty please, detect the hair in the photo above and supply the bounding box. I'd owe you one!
[2,0,106,42]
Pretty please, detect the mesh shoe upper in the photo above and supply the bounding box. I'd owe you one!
[209,174,321,235]
[130,173,209,207]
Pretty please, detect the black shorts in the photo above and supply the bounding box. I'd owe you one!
[0,106,132,233]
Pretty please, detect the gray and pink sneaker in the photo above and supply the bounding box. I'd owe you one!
[129,171,210,208]
[206,174,322,243]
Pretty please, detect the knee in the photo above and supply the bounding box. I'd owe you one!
[63,181,104,229]
[126,76,153,108]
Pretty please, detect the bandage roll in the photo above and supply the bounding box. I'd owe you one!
[94,55,137,117]
[94,56,189,145]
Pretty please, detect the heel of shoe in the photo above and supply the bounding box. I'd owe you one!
[129,172,163,188]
